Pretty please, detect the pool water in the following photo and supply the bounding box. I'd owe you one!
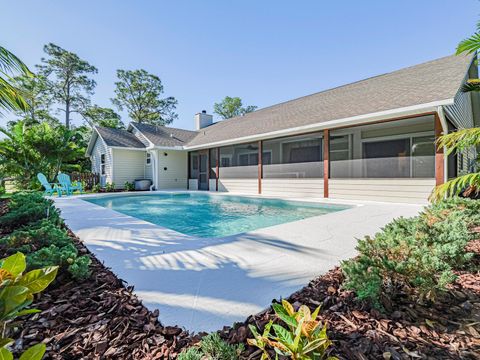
[85,193,351,238]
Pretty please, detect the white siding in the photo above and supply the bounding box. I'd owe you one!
[262,179,324,198]
[156,150,188,189]
[90,137,113,184]
[329,178,435,204]
[112,149,146,189]
[218,179,258,194]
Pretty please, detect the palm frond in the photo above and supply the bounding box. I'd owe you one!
[0,75,29,113]
[430,173,480,202]
[0,46,32,76]
[436,127,480,155]
[456,32,480,55]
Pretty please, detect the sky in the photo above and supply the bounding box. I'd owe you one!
[1,0,480,130]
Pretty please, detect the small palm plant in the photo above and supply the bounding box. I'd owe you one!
[430,22,480,201]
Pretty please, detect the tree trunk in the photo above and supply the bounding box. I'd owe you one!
[65,99,70,129]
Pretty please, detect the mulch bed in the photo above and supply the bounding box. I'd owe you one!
[8,230,197,359]
[220,245,480,360]
[2,198,480,359]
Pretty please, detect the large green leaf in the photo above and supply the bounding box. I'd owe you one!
[272,324,294,348]
[0,285,29,317]
[0,347,13,360]
[0,338,14,348]
[302,338,328,354]
[1,253,26,277]
[19,343,46,360]
[272,303,298,328]
[17,266,58,294]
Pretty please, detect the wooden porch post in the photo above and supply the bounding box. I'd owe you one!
[434,113,445,186]
[258,140,263,194]
[216,147,219,191]
[323,129,329,198]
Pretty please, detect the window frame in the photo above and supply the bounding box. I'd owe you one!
[100,153,106,175]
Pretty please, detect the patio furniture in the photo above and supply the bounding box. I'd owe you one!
[134,179,152,191]
[37,173,64,197]
[57,173,84,195]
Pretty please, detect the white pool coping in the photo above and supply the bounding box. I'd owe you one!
[54,191,424,333]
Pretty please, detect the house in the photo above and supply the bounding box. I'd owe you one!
[86,54,479,203]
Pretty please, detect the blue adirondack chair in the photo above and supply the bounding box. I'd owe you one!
[37,173,64,197]
[57,173,84,195]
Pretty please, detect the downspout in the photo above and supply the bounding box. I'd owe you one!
[147,148,157,191]
[437,106,449,182]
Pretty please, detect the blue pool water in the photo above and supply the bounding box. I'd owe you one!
[85,193,351,238]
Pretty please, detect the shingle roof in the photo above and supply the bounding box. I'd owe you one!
[187,54,473,147]
[96,127,145,148]
[131,122,198,147]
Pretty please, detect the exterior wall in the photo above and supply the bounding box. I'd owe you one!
[90,137,113,184]
[208,179,217,191]
[189,179,199,190]
[329,178,435,203]
[262,179,324,198]
[112,149,146,189]
[218,179,258,194]
[156,150,188,189]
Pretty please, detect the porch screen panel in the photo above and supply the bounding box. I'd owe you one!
[209,148,217,179]
[189,151,199,179]
[329,115,435,178]
[219,142,258,178]
[263,132,324,178]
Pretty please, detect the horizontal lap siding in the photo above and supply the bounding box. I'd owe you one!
[262,179,324,198]
[218,179,258,194]
[329,178,435,203]
[91,138,113,184]
[112,149,146,189]
[157,151,188,189]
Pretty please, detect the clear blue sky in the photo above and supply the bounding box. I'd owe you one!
[1,0,479,130]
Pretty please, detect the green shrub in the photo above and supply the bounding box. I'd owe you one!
[105,182,116,192]
[178,333,244,360]
[92,183,101,193]
[0,192,61,230]
[342,198,480,305]
[124,181,135,191]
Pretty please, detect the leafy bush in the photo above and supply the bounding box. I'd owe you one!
[92,183,101,193]
[0,193,91,280]
[248,300,336,360]
[0,252,58,359]
[178,333,244,360]
[0,192,61,230]
[124,181,135,191]
[342,198,480,305]
[105,182,116,192]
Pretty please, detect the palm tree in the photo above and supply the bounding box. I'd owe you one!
[430,24,480,201]
[0,46,32,113]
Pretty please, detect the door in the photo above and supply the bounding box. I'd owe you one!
[198,151,209,190]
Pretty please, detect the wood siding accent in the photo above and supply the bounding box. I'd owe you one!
[434,113,445,186]
[323,129,329,198]
[258,140,263,194]
[218,179,258,194]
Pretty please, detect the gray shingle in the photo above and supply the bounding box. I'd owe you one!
[96,127,146,148]
[187,54,473,147]
[131,122,197,147]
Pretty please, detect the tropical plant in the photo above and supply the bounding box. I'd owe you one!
[178,333,244,360]
[213,96,257,120]
[430,22,480,201]
[112,69,178,125]
[105,182,115,192]
[124,181,134,191]
[342,198,480,305]
[0,252,58,360]
[92,183,101,193]
[248,300,336,360]
[0,46,32,114]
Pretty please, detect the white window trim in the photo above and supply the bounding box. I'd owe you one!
[146,152,152,166]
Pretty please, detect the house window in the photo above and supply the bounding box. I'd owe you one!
[100,154,106,175]
[146,153,151,165]
[220,156,231,167]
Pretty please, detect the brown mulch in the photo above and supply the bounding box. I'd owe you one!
[9,230,196,359]
[220,243,480,360]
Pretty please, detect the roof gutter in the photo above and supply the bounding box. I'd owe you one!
[184,98,455,150]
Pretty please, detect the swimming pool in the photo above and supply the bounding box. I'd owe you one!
[84,193,351,238]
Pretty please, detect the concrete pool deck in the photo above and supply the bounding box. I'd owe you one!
[54,191,423,332]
